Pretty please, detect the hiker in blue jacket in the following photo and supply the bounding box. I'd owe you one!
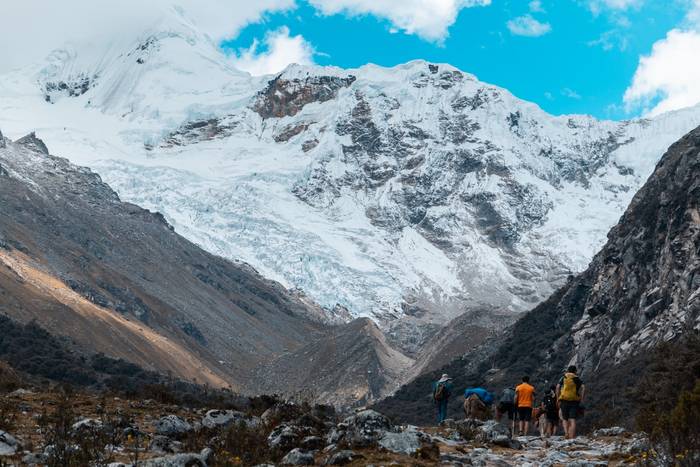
[433,373,453,423]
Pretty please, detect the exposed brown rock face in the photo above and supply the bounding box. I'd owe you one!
[273,122,312,143]
[377,125,700,426]
[252,74,356,119]
[158,116,239,148]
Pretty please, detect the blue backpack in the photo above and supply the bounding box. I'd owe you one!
[464,387,494,405]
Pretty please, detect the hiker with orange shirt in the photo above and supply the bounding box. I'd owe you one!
[514,375,535,436]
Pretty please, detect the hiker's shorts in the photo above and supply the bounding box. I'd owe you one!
[517,406,532,421]
[498,401,515,420]
[560,400,580,420]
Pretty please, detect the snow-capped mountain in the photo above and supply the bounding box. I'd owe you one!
[2,9,700,348]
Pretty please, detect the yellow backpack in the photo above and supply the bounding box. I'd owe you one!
[559,373,581,401]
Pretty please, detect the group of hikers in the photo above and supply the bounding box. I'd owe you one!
[432,366,585,439]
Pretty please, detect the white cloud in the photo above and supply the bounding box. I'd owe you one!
[624,29,700,116]
[506,15,552,37]
[587,29,629,51]
[309,0,491,42]
[0,0,294,73]
[529,1,545,13]
[562,88,582,99]
[587,0,642,15]
[230,27,315,76]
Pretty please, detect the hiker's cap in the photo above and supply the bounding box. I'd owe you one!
[438,374,452,383]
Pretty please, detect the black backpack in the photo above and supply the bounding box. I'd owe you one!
[543,394,557,412]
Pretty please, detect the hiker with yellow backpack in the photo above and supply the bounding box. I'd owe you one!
[556,365,586,439]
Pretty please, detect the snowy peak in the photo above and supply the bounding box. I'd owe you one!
[30,8,248,123]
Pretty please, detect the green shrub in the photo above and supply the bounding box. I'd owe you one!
[636,333,700,466]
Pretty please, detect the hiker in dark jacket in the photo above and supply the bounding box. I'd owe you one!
[433,373,453,424]
[542,386,559,436]
[496,386,516,435]
[556,365,585,439]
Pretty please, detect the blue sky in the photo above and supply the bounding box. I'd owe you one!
[221,0,699,120]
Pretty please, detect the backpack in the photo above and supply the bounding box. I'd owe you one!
[543,394,557,412]
[434,383,446,401]
[559,373,582,401]
[500,388,515,403]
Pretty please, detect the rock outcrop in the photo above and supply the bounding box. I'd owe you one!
[253,71,356,119]
[15,132,49,154]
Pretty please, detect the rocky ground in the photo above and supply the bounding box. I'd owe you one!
[0,388,653,466]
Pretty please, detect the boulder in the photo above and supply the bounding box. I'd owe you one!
[378,430,422,455]
[593,426,627,437]
[140,447,213,466]
[540,449,572,465]
[0,430,20,456]
[281,448,315,465]
[624,435,650,455]
[492,435,522,450]
[153,415,193,437]
[476,420,511,443]
[201,409,259,429]
[337,410,393,448]
[324,450,364,465]
[444,418,484,439]
[300,435,324,450]
[149,435,183,454]
[326,426,344,445]
[268,423,311,451]
[22,452,47,465]
[72,417,103,432]
[0,129,5,148]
